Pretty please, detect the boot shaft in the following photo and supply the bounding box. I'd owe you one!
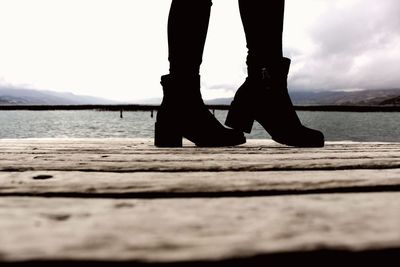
[247,57,291,82]
[160,74,204,107]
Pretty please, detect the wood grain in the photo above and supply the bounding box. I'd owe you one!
[1,138,400,264]
[1,193,400,263]
[1,139,399,172]
[1,169,400,197]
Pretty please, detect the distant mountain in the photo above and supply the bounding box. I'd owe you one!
[205,89,400,106]
[0,86,118,105]
[379,96,400,106]
[131,97,162,105]
[205,98,233,105]
[290,89,400,106]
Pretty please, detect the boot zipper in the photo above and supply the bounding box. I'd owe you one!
[261,68,271,80]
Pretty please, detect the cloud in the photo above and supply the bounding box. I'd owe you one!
[1,0,399,100]
[289,0,400,91]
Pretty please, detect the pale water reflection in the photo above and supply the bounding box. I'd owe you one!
[0,110,399,142]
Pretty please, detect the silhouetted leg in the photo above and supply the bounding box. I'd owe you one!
[238,0,285,71]
[168,0,212,75]
[155,0,246,147]
[225,0,324,147]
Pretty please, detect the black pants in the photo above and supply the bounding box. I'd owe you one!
[168,0,285,75]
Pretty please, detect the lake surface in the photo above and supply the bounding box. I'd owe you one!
[0,110,399,142]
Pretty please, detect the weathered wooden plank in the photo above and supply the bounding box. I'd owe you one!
[0,139,399,172]
[1,139,400,153]
[1,169,400,196]
[1,138,399,265]
[1,156,399,172]
[0,193,399,263]
[0,139,396,156]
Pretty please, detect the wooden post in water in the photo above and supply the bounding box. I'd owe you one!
[120,109,123,119]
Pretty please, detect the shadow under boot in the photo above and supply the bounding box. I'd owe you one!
[155,74,246,147]
[225,58,324,148]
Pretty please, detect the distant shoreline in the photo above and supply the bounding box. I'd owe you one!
[0,104,399,112]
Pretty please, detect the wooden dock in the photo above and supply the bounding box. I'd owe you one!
[0,138,400,266]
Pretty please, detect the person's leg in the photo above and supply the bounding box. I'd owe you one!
[225,0,324,147]
[155,0,245,147]
[238,0,284,72]
[168,0,212,75]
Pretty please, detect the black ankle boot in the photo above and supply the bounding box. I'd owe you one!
[155,74,246,147]
[225,58,324,147]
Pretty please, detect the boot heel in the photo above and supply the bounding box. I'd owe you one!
[225,103,254,134]
[154,122,183,147]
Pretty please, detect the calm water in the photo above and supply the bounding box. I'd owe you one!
[0,110,399,142]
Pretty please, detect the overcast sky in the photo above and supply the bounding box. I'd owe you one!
[0,0,399,101]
